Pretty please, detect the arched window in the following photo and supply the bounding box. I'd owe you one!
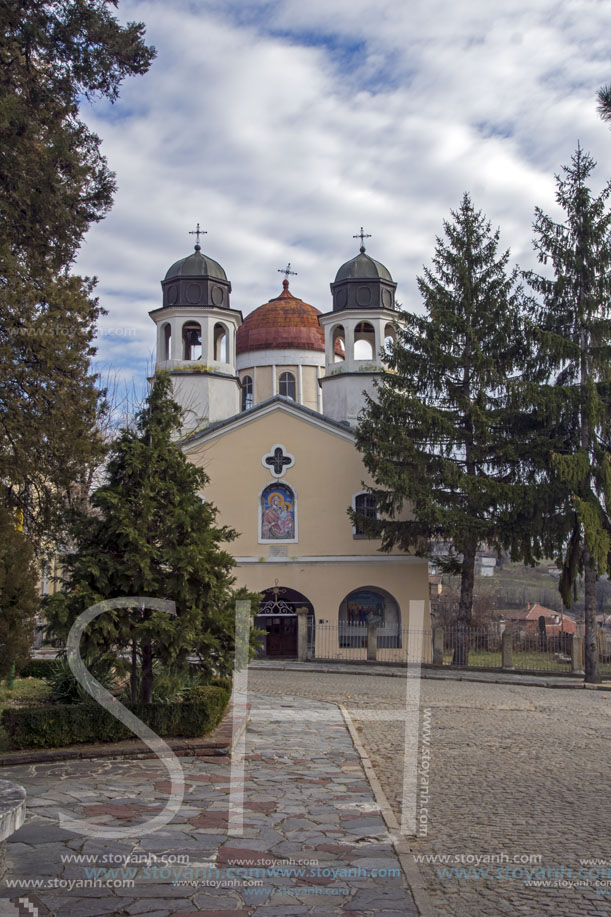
[279,371,296,400]
[161,323,171,361]
[260,482,297,542]
[353,491,377,536]
[182,321,202,360]
[214,323,228,362]
[332,324,346,362]
[338,586,401,648]
[384,323,396,356]
[354,321,375,360]
[241,375,253,411]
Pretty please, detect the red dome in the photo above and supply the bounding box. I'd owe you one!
[236,281,325,355]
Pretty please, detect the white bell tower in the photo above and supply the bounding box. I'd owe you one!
[149,226,243,434]
[319,229,401,427]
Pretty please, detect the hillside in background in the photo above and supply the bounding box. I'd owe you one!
[437,559,611,622]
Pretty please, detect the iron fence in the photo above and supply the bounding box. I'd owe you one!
[510,630,573,673]
[306,621,577,673]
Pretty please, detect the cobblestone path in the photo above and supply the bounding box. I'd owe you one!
[0,692,417,917]
[249,669,611,917]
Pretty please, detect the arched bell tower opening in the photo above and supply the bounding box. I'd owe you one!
[354,321,375,360]
[149,225,243,433]
[182,321,202,360]
[161,322,171,361]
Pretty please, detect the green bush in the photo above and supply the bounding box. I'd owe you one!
[122,664,213,705]
[209,675,232,692]
[18,659,57,680]
[48,658,118,705]
[2,685,230,749]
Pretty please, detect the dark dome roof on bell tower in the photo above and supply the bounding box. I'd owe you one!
[164,244,228,282]
[334,246,393,284]
[335,246,392,283]
[160,225,232,310]
[330,229,397,313]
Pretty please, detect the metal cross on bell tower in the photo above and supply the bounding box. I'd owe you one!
[353,227,372,253]
[189,222,207,249]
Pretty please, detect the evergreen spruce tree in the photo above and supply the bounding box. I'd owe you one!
[0,1,155,547]
[597,85,611,125]
[0,506,39,679]
[47,374,257,702]
[354,194,532,664]
[525,147,611,684]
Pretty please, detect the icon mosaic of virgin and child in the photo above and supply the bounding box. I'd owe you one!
[261,484,295,539]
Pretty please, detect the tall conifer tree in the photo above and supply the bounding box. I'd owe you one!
[0,506,39,678]
[0,1,155,547]
[47,374,257,702]
[525,147,611,684]
[354,194,530,663]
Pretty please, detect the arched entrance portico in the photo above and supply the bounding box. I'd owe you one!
[338,586,401,649]
[255,584,314,658]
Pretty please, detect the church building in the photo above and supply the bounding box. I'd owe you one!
[148,229,430,660]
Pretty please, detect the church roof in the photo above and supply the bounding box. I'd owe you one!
[334,247,393,283]
[164,244,228,282]
[180,395,354,450]
[236,280,325,355]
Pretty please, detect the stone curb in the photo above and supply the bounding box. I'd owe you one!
[340,703,435,917]
[251,660,611,691]
[0,701,250,767]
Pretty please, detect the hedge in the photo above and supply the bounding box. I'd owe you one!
[18,659,58,680]
[2,685,230,749]
[209,675,232,692]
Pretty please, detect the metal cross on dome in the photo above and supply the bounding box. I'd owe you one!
[262,444,295,478]
[353,227,372,251]
[189,223,207,246]
[278,263,297,280]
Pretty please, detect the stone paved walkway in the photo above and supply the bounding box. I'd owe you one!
[0,693,418,917]
[249,669,611,917]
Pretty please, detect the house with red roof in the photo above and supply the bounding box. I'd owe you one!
[498,603,577,637]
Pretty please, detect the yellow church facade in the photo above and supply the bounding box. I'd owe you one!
[150,231,431,661]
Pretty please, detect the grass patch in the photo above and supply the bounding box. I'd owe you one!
[0,678,52,707]
[441,650,572,672]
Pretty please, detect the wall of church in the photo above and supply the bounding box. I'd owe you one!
[233,559,428,622]
[170,372,240,431]
[186,408,410,558]
[238,363,322,412]
[319,371,380,427]
[233,559,431,662]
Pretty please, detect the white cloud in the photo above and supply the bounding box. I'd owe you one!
[76,0,611,390]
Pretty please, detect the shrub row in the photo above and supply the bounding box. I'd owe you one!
[18,659,57,680]
[208,675,233,692]
[2,685,230,749]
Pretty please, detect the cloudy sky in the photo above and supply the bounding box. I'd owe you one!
[76,0,611,394]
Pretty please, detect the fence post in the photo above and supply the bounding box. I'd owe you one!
[571,634,585,675]
[432,627,444,666]
[367,622,377,661]
[501,627,514,670]
[296,607,308,662]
